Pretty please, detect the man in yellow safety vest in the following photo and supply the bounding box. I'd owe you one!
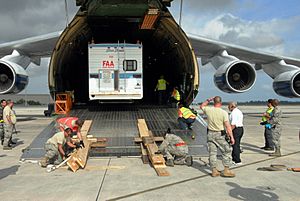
[170,87,181,107]
[177,103,196,130]
[260,99,274,151]
[155,75,169,105]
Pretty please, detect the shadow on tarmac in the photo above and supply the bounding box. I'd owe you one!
[226,182,279,201]
[11,138,24,148]
[190,159,211,175]
[0,165,20,180]
[241,142,267,154]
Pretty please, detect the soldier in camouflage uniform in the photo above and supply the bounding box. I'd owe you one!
[0,99,7,146]
[158,129,193,167]
[200,96,235,177]
[269,99,282,157]
[40,128,73,167]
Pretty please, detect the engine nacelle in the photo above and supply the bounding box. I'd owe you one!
[0,60,29,94]
[273,70,300,98]
[214,60,256,93]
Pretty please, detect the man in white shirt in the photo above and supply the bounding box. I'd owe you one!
[228,102,244,165]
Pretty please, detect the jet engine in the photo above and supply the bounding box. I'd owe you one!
[273,70,300,98]
[209,50,256,93]
[214,60,256,93]
[0,60,29,94]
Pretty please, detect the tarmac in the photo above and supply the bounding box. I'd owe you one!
[0,105,300,201]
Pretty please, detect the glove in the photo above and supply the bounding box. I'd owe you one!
[260,121,267,125]
[64,153,70,158]
[75,142,82,149]
[80,140,85,148]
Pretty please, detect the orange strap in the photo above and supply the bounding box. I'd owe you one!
[175,142,186,146]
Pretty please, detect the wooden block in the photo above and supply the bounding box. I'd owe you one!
[90,141,107,148]
[150,155,165,164]
[142,136,154,145]
[287,167,300,172]
[134,137,164,143]
[67,157,80,172]
[87,138,97,143]
[155,168,170,176]
[140,144,149,164]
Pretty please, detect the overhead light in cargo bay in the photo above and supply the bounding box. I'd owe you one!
[140,8,159,30]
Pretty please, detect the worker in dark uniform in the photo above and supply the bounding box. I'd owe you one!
[260,99,274,151]
[269,99,282,157]
[155,75,169,105]
[170,87,181,107]
[158,129,193,167]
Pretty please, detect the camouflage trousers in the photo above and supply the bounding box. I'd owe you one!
[3,124,13,146]
[160,142,188,165]
[0,123,4,142]
[44,143,62,163]
[207,130,232,168]
[271,126,282,149]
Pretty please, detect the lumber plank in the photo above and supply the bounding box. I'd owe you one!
[80,120,92,136]
[137,119,149,137]
[67,156,80,172]
[137,118,169,176]
[66,120,92,172]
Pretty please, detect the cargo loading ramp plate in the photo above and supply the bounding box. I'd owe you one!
[21,105,208,160]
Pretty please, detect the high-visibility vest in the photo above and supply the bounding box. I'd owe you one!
[180,107,195,119]
[57,117,78,131]
[262,107,273,122]
[172,89,180,101]
[157,79,167,90]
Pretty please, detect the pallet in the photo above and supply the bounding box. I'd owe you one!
[137,119,169,176]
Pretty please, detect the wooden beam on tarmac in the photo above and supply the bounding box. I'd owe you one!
[137,119,169,176]
[67,120,93,172]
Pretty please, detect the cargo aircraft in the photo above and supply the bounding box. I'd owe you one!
[0,0,300,105]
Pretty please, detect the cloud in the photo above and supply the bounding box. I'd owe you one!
[188,13,300,56]
[0,0,77,42]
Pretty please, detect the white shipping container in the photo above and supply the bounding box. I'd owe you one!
[88,43,143,100]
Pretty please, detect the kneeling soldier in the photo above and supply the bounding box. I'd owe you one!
[158,129,193,167]
[40,128,79,167]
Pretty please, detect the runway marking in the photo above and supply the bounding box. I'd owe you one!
[106,150,300,201]
[95,158,111,201]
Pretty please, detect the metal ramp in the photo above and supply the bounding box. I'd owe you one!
[21,105,208,160]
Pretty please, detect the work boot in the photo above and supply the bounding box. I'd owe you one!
[222,167,235,177]
[185,156,193,166]
[211,168,221,177]
[3,146,12,150]
[165,159,174,167]
[39,157,50,168]
[269,148,281,157]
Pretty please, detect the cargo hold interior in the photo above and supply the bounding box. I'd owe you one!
[49,5,198,105]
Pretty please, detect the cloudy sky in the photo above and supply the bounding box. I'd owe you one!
[1,0,300,102]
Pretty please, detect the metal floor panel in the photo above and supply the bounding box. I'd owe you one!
[21,105,208,160]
